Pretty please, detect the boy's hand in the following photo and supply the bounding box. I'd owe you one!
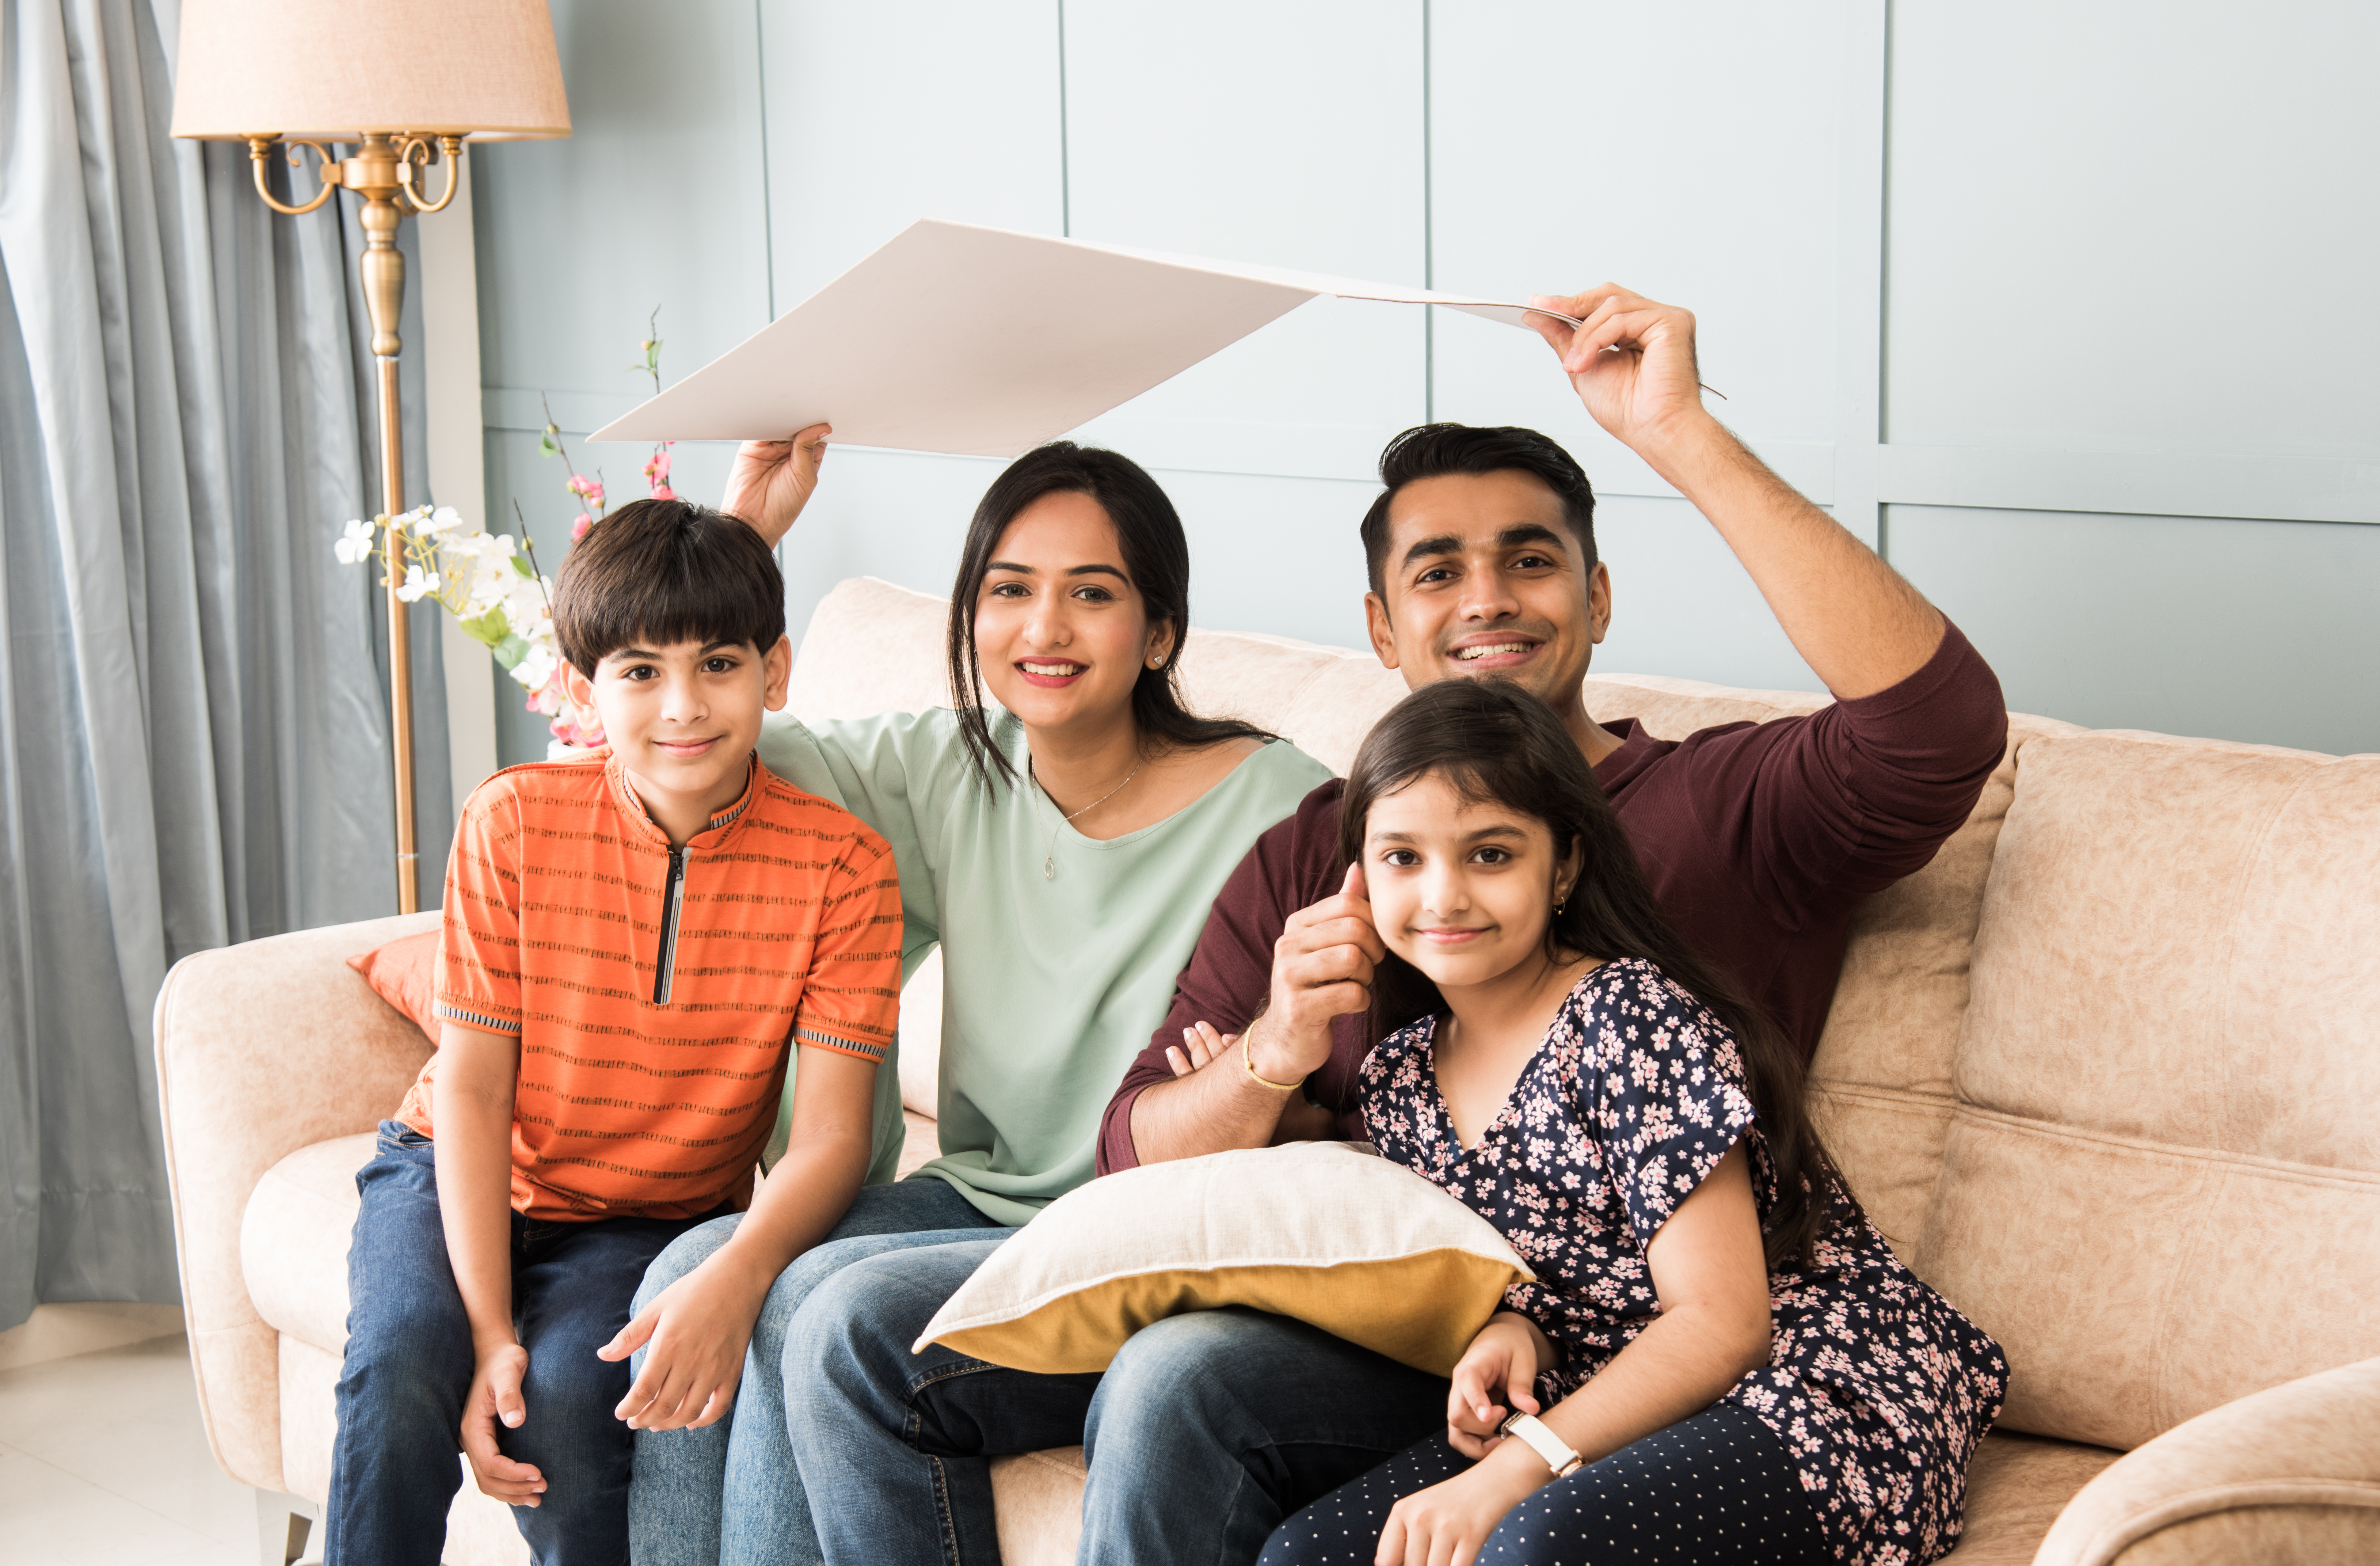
[461,1343,547,1506]
[1447,1313,1548,1459]
[601,1250,774,1432]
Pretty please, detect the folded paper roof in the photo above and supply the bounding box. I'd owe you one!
[589,219,1564,455]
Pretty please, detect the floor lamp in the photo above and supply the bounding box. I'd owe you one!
[169,1,570,913]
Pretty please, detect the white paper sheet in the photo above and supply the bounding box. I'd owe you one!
[587,219,1572,455]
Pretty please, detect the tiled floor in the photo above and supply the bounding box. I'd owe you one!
[0,1335,263,1566]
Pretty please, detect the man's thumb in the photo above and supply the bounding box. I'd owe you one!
[1343,860,1368,903]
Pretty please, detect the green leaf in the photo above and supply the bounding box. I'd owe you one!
[490,632,532,670]
[538,433,559,456]
[510,553,534,577]
[460,607,511,647]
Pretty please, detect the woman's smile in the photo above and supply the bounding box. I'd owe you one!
[1015,658,1088,687]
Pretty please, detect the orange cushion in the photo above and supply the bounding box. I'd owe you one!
[347,930,441,1045]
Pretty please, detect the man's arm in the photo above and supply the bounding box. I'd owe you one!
[1097,783,1359,1173]
[433,1023,549,1508]
[1528,287,1944,699]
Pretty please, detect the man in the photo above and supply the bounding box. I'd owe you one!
[783,286,2007,1566]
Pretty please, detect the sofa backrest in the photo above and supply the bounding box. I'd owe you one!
[1915,733,2380,1451]
[785,577,2380,1459]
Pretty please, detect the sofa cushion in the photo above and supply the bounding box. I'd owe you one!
[1923,735,2380,1450]
[243,1134,374,1356]
[917,1142,1532,1377]
[345,929,442,1045]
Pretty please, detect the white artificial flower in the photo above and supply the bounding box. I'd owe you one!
[513,644,558,693]
[334,518,376,565]
[418,505,465,536]
[395,565,435,603]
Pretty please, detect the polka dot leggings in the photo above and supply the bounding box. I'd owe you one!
[1257,1404,1831,1566]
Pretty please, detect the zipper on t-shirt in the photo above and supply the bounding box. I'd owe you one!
[654,845,687,1005]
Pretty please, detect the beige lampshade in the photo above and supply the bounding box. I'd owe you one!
[170,0,570,141]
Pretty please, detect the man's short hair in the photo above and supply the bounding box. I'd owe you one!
[552,498,785,675]
[1358,424,1598,597]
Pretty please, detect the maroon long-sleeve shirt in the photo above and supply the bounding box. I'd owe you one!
[1097,622,2007,1175]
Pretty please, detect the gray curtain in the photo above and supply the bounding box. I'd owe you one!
[0,0,452,1329]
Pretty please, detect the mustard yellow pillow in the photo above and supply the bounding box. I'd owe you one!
[914,1141,1533,1377]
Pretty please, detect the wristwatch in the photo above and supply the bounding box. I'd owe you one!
[1499,1411,1584,1478]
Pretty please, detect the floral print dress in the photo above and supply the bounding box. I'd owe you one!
[1360,957,2008,1566]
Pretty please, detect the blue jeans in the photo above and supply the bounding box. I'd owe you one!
[325,1122,718,1566]
[784,1241,1449,1566]
[627,1177,1010,1566]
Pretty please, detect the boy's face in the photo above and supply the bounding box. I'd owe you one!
[564,634,792,815]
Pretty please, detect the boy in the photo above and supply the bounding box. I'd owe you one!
[324,499,900,1564]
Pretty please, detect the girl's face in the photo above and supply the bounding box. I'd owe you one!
[1361,771,1577,993]
[973,491,1172,741]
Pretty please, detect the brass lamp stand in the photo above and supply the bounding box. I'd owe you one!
[248,134,464,911]
[170,0,570,914]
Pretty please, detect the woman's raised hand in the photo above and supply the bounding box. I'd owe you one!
[1244,862,1383,1087]
[720,422,831,546]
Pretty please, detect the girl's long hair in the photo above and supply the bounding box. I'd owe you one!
[1337,678,1855,1270]
[944,442,1273,788]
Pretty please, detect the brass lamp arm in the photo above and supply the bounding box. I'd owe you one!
[245,137,341,216]
[396,136,467,215]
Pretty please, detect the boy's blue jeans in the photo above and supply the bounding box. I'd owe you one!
[324,1121,719,1566]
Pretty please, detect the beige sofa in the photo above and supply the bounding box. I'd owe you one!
[157,577,2380,1565]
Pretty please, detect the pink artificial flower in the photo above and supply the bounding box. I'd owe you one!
[644,449,674,485]
[572,512,594,540]
[566,474,591,497]
[651,486,677,502]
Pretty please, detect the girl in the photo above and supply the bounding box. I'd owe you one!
[1254,678,2005,1566]
[621,432,1336,1562]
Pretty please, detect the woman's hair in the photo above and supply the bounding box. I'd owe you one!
[944,441,1273,787]
[1337,678,1854,1270]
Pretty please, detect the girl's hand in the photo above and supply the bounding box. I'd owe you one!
[600,1249,774,1431]
[1446,1312,1549,1458]
[1374,1456,1542,1566]
[720,422,831,546]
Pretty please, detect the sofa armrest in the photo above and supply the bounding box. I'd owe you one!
[2033,1356,2380,1565]
[154,911,442,1491]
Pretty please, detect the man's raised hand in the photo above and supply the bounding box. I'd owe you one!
[1526,286,1711,457]
[720,421,831,546]
[1244,862,1384,1087]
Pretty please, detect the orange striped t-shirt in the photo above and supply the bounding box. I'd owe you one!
[395,749,900,1220]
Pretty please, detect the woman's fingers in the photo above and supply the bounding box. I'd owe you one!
[1374,1504,1408,1566]
[597,1304,659,1364]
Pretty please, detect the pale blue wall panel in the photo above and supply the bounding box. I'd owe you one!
[1885,2,2380,456]
[1429,0,1849,497]
[1888,505,2380,756]
[1065,0,1428,482]
[1147,467,1378,652]
[774,448,1005,667]
[758,0,1065,313]
[1588,494,1825,697]
[473,0,772,397]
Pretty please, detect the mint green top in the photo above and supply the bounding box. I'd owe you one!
[757,708,1333,1224]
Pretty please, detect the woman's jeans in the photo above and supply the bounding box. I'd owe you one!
[325,1122,717,1566]
[625,1177,1011,1566]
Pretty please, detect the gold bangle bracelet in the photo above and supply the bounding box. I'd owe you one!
[1241,1026,1303,1093]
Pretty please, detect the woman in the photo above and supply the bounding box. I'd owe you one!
[1252,679,2003,1566]
[617,428,1335,1563]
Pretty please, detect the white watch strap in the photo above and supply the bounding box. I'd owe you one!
[1499,1411,1584,1477]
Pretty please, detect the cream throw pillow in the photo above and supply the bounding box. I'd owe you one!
[914,1141,1534,1377]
